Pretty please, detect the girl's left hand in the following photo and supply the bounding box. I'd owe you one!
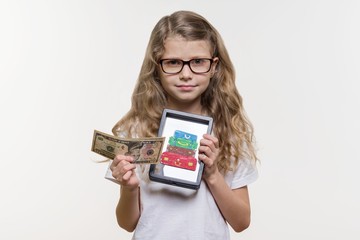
[198,134,220,181]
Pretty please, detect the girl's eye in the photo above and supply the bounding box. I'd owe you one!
[192,59,205,65]
[164,59,182,66]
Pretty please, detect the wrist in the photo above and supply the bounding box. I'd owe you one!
[204,170,222,186]
[121,185,139,194]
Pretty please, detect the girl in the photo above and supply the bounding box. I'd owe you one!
[110,10,258,240]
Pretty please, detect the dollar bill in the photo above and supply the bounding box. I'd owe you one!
[91,130,165,164]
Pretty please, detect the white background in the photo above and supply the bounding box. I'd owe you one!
[1,0,359,239]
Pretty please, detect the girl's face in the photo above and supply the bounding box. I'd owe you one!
[159,36,218,114]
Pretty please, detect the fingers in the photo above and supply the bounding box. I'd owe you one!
[111,154,134,167]
[199,134,218,155]
[110,155,134,172]
[122,169,135,181]
[201,134,219,150]
[198,134,219,167]
[110,155,136,182]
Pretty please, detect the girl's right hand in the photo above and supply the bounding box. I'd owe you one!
[110,155,139,190]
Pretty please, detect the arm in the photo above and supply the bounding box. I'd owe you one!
[115,186,140,232]
[199,134,251,232]
[111,155,141,232]
[205,172,251,232]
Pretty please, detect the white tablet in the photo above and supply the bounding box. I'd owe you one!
[149,109,213,190]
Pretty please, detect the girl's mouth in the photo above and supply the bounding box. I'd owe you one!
[176,84,197,91]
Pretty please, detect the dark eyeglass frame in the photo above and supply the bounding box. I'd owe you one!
[159,58,214,74]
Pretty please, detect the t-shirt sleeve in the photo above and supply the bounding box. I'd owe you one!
[230,158,259,189]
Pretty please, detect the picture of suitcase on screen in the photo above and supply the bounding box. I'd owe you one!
[160,130,198,171]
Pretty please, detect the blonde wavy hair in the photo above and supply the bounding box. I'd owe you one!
[113,10,257,173]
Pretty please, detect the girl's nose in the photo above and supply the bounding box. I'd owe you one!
[179,64,192,80]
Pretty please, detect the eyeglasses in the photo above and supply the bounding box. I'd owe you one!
[159,58,214,74]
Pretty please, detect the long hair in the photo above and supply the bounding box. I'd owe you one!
[113,10,257,172]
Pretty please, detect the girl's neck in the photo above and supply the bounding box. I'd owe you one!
[166,102,204,116]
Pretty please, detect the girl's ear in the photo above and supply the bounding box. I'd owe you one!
[211,57,219,77]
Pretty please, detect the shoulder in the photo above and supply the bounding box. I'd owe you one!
[225,158,259,189]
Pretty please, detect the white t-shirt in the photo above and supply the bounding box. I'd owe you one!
[131,158,258,240]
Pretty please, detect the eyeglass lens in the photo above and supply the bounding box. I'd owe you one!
[161,59,212,74]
